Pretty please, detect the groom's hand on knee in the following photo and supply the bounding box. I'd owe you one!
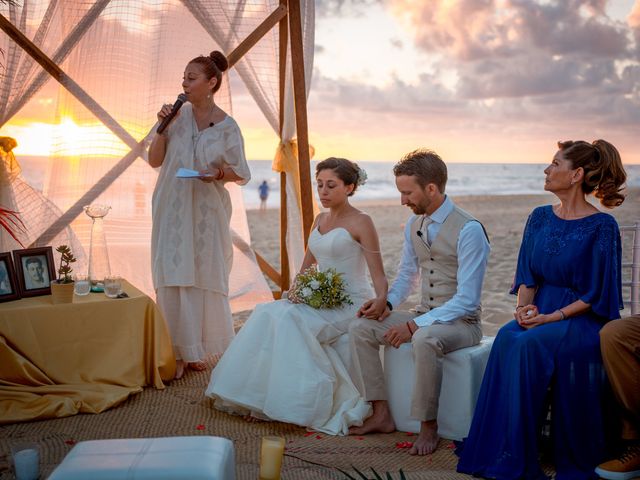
[384,324,412,348]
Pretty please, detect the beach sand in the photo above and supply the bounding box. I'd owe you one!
[246,188,640,336]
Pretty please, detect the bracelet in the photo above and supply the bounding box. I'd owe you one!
[515,305,525,311]
[386,300,393,311]
[215,168,225,180]
[406,321,414,336]
[557,309,566,320]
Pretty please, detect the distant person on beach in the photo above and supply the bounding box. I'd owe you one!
[457,139,626,479]
[148,50,251,380]
[258,180,269,212]
[207,158,388,435]
[348,148,490,455]
[595,314,640,480]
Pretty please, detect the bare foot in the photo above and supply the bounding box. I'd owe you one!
[243,414,265,423]
[174,360,185,380]
[409,420,439,455]
[188,361,207,371]
[349,401,396,435]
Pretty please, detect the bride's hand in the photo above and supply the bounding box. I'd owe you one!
[358,297,388,321]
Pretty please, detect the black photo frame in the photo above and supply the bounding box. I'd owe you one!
[0,252,20,302]
[13,247,56,298]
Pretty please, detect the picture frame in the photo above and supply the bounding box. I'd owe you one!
[13,247,56,298]
[0,252,20,302]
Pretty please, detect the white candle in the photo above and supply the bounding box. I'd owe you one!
[13,448,39,480]
[259,436,285,480]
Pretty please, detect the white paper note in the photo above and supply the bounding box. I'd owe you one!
[176,167,207,179]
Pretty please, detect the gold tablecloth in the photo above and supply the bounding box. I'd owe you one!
[0,281,175,423]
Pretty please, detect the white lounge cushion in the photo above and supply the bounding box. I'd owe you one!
[48,436,235,480]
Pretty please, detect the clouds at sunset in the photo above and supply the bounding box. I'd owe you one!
[309,0,640,162]
[2,0,638,164]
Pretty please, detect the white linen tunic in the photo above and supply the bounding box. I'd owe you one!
[151,104,250,360]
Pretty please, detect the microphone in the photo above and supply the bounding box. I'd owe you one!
[416,231,423,237]
[157,93,188,134]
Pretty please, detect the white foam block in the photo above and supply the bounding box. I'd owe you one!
[384,336,494,440]
[48,436,235,480]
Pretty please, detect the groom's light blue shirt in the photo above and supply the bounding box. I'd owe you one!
[387,196,490,327]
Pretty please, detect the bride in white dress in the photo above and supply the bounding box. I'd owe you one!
[206,158,388,435]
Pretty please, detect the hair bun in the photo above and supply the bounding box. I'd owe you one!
[209,51,229,72]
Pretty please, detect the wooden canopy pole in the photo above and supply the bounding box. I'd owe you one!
[287,0,314,245]
[278,0,290,293]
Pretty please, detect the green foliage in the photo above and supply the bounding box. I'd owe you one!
[288,265,353,309]
[55,245,76,283]
[338,466,407,480]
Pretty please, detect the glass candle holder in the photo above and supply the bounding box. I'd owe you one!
[11,442,39,480]
[259,436,285,480]
[104,275,122,298]
[73,274,91,296]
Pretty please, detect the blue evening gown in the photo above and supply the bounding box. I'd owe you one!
[457,206,622,480]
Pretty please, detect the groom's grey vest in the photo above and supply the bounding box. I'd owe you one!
[410,206,484,320]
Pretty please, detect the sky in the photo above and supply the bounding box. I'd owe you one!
[2,0,639,164]
[301,0,640,163]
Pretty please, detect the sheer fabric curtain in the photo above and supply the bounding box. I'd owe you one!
[0,0,314,310]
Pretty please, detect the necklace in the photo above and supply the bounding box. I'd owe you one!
[191,103,215,164]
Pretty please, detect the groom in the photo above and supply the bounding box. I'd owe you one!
[348,148,490,455]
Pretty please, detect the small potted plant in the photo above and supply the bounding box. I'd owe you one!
[51,244,76,304]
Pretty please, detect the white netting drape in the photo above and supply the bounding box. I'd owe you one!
[0,0,314,310]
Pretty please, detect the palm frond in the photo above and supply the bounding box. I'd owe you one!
[0,207,26,246]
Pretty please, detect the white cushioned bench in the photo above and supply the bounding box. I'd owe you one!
[332,334,494,441]
[48,436,235,480]
[384,336,494,440]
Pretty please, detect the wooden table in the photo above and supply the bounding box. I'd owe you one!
[0,281,175,424]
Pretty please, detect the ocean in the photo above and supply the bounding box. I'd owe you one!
[243,160,640,210]
[14,156,640,211]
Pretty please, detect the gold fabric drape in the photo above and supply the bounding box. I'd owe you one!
[0,281,175,424]
[272,139,319,221]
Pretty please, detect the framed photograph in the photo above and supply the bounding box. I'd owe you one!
[13,247,56,298]
[0,252,20,302]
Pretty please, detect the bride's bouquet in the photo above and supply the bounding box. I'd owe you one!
[288,265,353,309]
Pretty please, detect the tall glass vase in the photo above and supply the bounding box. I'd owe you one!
[84,204,112,285]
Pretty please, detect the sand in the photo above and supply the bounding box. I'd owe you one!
[246,188,640,336]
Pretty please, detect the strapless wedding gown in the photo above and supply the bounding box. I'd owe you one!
[206,227,374,435]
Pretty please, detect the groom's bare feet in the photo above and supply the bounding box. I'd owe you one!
[409,420,439,455]
[349,401,396,435]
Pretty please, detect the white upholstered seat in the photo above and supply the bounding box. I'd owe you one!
[332,333,494,441]
[384,336,494,440]
[48,436,235,480]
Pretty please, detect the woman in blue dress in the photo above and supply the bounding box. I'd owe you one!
[457,139,627,480]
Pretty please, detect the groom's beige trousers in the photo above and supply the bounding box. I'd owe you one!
[349,311,482,422]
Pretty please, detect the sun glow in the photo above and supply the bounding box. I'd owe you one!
[3,117,134,158]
